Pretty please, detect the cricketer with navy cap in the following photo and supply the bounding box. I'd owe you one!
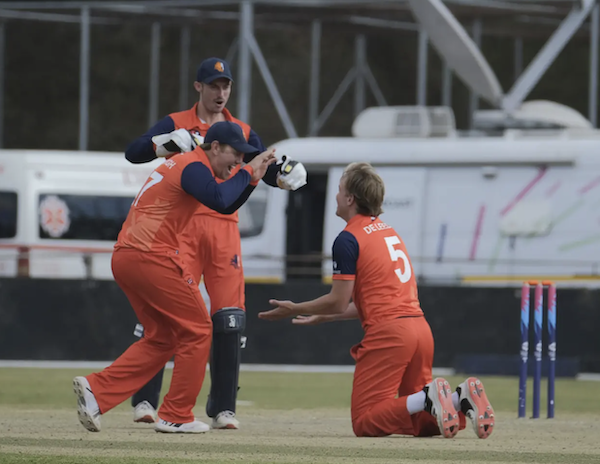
[124,57,307,430]
[204,120,259,155]
[197,57,234,84]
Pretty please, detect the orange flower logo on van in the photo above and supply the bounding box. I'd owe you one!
[40,195,71,238]
[214,61,224,72]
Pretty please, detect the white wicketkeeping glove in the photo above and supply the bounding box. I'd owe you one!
[152,128,198,157]
[276,155,307,191]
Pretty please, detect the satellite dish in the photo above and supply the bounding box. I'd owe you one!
[406,0,596,114]
[406,0,503,107]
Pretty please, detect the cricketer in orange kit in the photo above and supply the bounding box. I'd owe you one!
[72,121,276,434]
[259,162,495,439]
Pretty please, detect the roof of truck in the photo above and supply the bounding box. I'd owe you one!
[272,134,600,168]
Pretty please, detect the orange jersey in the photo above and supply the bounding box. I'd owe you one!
[170,104,251,223]
[116,149,250,254]
[332,215,423,328]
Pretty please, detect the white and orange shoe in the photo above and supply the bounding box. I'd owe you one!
[457,377,495,439]
[133,401,158,424]
[424,377,459,438]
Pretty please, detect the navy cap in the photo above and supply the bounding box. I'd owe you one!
[205,121,259,154]
[196,57,233,84]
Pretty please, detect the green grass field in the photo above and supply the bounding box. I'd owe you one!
[0,368,599,464]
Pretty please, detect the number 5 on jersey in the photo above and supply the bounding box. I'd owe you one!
[384,235,412,283]
[133,171,164,207]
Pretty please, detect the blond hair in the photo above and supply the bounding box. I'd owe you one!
[342,162,385,217]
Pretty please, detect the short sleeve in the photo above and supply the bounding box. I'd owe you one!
[332,231,359,281]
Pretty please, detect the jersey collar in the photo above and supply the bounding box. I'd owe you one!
[346,214,377,228]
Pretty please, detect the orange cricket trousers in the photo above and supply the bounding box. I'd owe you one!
[86,249,212,423]
[351,316,443,437]
[179,215,245,312]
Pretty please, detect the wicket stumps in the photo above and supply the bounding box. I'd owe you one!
[518,281,557,419]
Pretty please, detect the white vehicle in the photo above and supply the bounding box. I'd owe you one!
[0,151,284,282]
[274,103,600,288]
[276,122,600,288]
[0,151,161,279]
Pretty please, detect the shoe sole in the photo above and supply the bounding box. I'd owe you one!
[155,425,209,433]
[212,423,239,430]
[134,415,157,424]
[462,377,495,439]
[429,377,459,438]
[72,377,101,432]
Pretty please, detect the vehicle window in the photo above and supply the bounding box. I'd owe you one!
[0,191,17,238]
[38,194,133,241]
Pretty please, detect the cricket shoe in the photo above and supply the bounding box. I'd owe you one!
[73,376,101,432]
[424,377,459,438]
[457,377,495,439]
[133,400,158,424]
[212,410,240,430]
[155,418,210,433]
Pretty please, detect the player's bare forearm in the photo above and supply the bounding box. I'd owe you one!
[292,302,359,326]
[313,302,359,322]
[292,293,347,316]
[326,302,359,321]
[259,280,354,321]
[294,280,354,316]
